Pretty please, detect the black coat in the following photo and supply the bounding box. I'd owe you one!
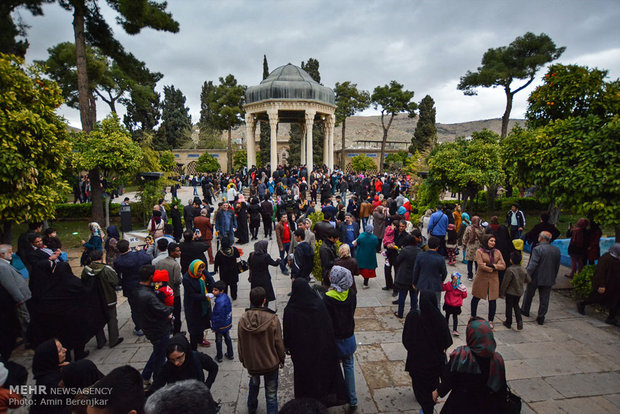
[485,225,515,265]
[438,356,506,413]
[179,240,209,275]
[248,252,279,301]
[394,246,422,290]
[183,274,212,334]
[214,247,240,286]
[248,203,262,226]
[170,206,184,241]
[129,284,172,341]
[324,290,356,340]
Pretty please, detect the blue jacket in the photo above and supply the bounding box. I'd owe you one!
[211,292,232,333]
[114,250,153,296]
[428,210,449,236]
[412,250,448,292]
[215,209,237,235]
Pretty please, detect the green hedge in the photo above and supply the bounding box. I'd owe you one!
[54,202,141,219]
[572,265,596,299]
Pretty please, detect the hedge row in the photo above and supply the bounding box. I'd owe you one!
[411,193,548,216]
[54,202,142,219]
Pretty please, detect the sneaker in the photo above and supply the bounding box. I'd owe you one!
[488,321,494,330]
[200,339,211,347]
[226,354,234,360]
[381,287,390,291]
[133,328,144,336]
[468,277,473,282]
[362,285,370,289]
[453,330,460,337]
[502,321,511,329]
[215,356,223,363]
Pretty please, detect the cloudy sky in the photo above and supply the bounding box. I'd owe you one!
[18,0,620,128]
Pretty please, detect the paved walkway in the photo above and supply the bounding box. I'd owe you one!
[11,185,620,413]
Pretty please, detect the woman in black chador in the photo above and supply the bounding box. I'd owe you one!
[234,194,250,244]
[283,278,349,408]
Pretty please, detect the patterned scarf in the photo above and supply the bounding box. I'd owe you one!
[188,259,208,315]
[329,265,353,293]
[447,318,506,392]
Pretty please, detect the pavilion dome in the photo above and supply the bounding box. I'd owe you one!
[245,63,335,106]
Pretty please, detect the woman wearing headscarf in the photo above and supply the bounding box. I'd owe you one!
[453,205,462,234]
[566,218,589,279]
[471,234,506,329]
[28,260,104,360]
[461,216,484,281]
[248,240,280,305]
[151,333,219,393]
[104,225,120,265]
[214,237,241,300]
[578,243,620,326]
[30,338,70,413]
[248,197,262,241]
[150,207,165,239]
[81,222,103,266]
[354,223,379,289]
[485,216,515,285]
[283,278,349,408]
[183,260,213,350]
[334,244,359,293]
[170,203,184,242]
[394,231,423,318]
[235,194,250,244]
[434,318,507,413]
[420,208,433,236]
[324,266,358,411]
[402,291,453,414]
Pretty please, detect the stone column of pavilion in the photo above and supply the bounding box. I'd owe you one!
[243,63,336,176]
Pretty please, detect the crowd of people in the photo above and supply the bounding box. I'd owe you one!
[0,163,618,414]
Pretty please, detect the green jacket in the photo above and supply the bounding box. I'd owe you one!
[82,262,119,306]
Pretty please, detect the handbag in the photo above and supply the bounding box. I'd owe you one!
[238,259,249,273]
[504,385,522,413]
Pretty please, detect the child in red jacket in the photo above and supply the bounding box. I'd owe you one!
[442,272,468,336]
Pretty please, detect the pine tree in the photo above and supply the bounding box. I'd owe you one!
[156,85,192,149]
[259,55,270,167]
[410,95,437,153]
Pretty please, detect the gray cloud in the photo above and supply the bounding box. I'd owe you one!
[19,0,620,128]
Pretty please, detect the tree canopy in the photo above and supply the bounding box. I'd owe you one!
[410,94,437,153]
[334,81,370,167]
[301,58,320,83]
[202,74,245,173]
[504,64,620,236]
[428,129,504,208]
[458,32,564,137]
[155,85,192,149]
[526,64,620,128]
[350,154,377,173]
[196,152,220,173]
[0,53,71,242]
[371,81,417,173]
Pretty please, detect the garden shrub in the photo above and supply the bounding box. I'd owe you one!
[571,264,596,299]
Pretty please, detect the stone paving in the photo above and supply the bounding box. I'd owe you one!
[10,187,620,413]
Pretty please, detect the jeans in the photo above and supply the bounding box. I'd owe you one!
[341,354,357,406]
[280,242,290,272]
[510,225,522,240]
[142,333,170,380]
[467,260,478,279]
[248,369,278,414]
[215,331,233,359]
[397,287,418,317]
[471,297,496,322]
[361,217,368,231]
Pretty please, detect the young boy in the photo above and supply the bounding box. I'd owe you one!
[211,280,234,362]
[499,251,531,330]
